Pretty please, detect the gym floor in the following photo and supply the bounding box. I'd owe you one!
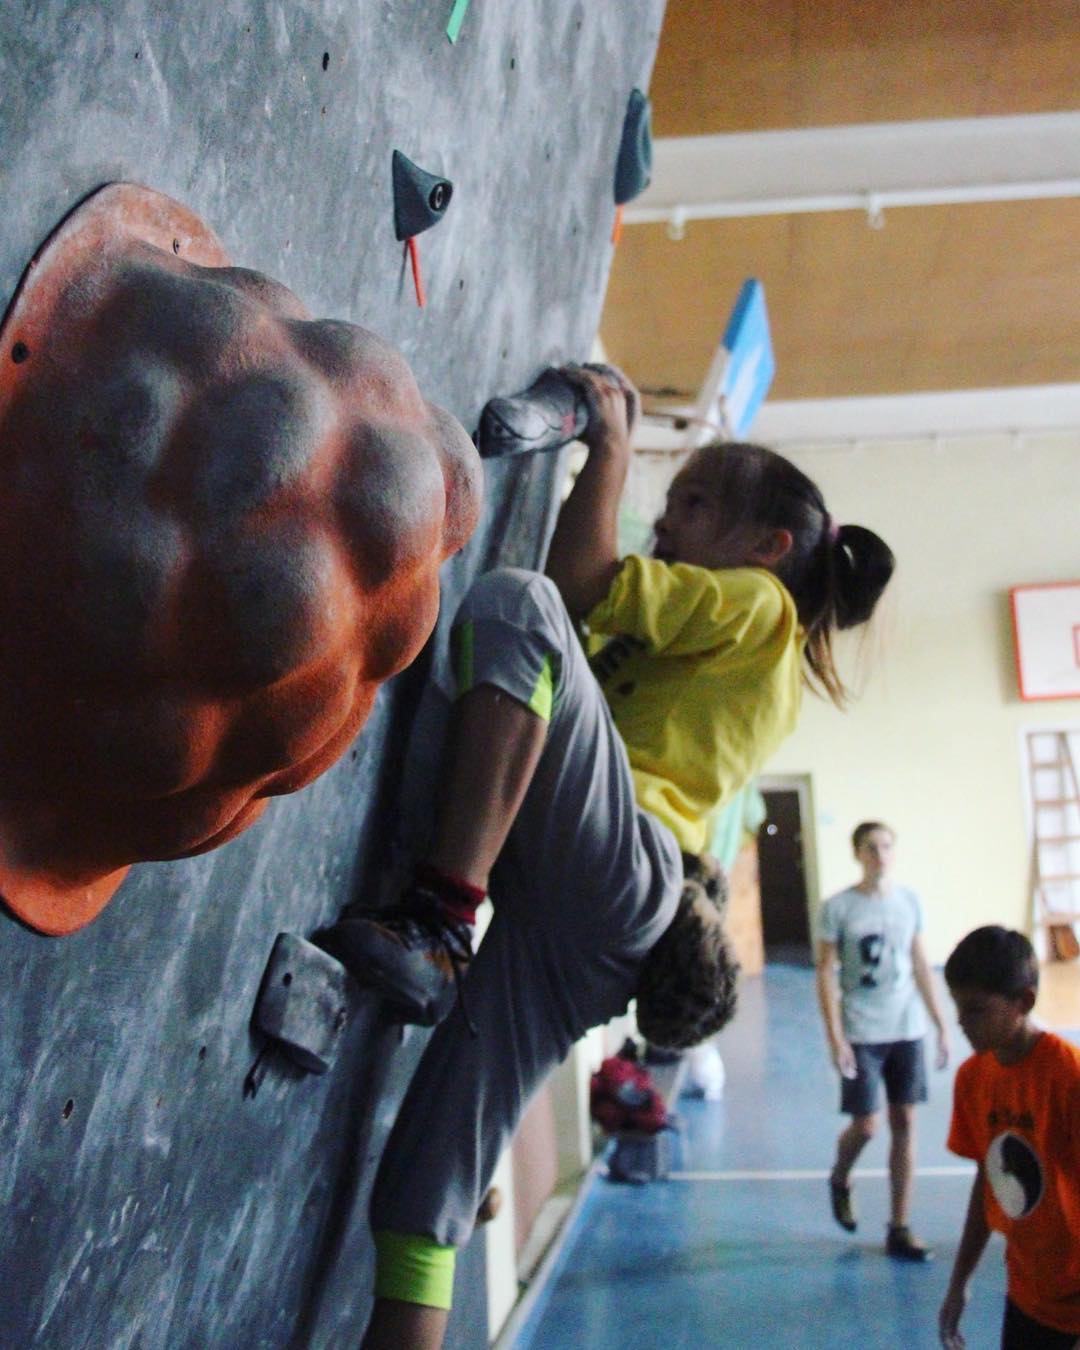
[514,962,1080,1349]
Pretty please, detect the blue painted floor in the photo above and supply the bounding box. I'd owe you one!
[515,964,1043,1349]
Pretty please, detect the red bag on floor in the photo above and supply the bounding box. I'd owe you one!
[590,1054,668,1135]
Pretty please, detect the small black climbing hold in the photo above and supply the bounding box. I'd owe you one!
[172,238,180,254]
[11,342,29,363]
[392,150,454,241]
[614,88,653,205]
[322,51,329,70]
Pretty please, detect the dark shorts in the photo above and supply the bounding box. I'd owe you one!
[1002,1299,1080,1350]
[840,1038,927,1116]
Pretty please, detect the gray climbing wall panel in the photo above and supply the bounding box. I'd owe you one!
[0,2,666,1346]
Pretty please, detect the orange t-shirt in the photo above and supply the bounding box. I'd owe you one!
[948,1031,1080,1334]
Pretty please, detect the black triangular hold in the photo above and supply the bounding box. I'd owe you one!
[392,150,454,241]
[614,89,652,205]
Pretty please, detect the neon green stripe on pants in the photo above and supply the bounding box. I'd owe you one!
[527,652,555,721]
[453,621,554,723]
[373,1230,457,1310]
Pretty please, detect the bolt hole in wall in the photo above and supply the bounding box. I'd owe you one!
[62,1099,74,1120]
[757,778,816,966]
[282,972,293,986]
[11,342,29,362]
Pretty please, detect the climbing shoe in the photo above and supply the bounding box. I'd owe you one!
[829,1175,857,1232]
[885,1224,933,1262]
[317,885,474,1029]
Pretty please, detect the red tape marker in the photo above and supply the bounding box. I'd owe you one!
[406,236,426,308]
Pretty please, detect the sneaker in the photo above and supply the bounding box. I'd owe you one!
[316,886,473,1028]
[829,1175,857,1232]
[885,1224,933,1262]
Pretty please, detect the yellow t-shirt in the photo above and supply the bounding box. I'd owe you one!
[586,556,804,854]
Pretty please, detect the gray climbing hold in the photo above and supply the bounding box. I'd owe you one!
[253,933,354,1073]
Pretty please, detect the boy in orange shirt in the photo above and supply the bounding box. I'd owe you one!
[940,926,1080,1349]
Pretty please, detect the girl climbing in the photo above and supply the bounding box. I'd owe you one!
[321,364,896,1349]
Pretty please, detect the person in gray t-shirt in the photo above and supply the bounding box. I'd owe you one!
[816,821,950,1261]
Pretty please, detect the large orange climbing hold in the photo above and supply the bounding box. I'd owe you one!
[0,184,482,935]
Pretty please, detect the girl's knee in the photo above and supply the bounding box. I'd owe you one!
[455,569,573,666]
[464,567,549,608]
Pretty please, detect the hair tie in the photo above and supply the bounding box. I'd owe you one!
[824,514,840,545]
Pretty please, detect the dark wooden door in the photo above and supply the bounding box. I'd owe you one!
[758,788,811,962]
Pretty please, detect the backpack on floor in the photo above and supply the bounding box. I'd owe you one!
[590,1052,668,1135]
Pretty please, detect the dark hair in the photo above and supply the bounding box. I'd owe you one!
[636,875,739,1050]
[944,926,1039,997]
[852,820,893,850]
[694,442,895,706]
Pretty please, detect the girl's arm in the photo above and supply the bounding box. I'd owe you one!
[939,1166,991,1349]
[545,367,638,621]
[912,933,950,1069]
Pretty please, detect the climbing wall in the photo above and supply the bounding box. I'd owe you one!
[0,2,666,1346]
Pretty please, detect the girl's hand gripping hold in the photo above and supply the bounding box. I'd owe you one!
[545,364,641,621]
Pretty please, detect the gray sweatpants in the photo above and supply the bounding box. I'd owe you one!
[369,568,682,1247]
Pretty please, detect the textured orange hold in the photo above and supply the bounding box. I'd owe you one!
[0,184,482,935]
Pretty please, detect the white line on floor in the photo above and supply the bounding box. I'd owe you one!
[668,1165,975,1181]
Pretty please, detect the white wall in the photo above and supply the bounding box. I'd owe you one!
[765,430,1080,961]
[624,427,1080,960]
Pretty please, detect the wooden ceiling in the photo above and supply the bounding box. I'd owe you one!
[600,1,1080,404]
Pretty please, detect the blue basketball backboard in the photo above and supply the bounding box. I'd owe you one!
[689,278,775,443]
[720,279,775,438]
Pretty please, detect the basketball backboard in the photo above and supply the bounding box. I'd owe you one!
[686,278,775,446]
[1011,581,1080,701]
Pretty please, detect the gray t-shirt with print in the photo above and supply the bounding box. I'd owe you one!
[817,885,927,1044]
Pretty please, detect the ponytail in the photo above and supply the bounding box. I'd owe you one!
[691,443,895,707]
[803,521,895,705]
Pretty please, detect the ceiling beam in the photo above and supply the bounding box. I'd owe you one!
[624,113,1080,230]
[637,385,1080,449]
